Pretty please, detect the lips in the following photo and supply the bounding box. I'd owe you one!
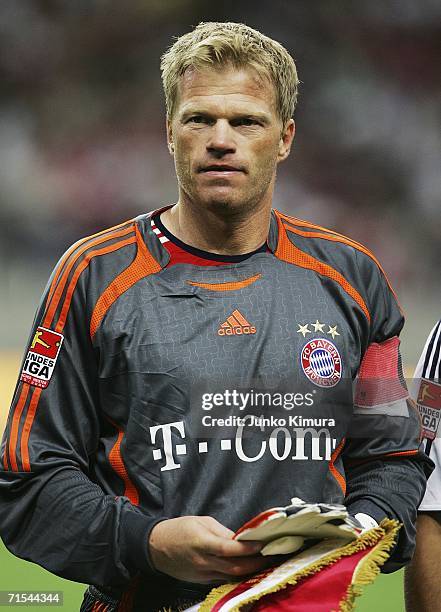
[199,164,245,173]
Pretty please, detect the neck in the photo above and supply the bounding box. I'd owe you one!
[160,194,272,256]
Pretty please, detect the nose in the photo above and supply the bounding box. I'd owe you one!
[206,119,236,156]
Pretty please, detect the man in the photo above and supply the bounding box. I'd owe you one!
[405,321,441,611]
[0,22,432,612]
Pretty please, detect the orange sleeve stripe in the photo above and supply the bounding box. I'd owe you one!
[90,225,162,339]
[45,219,134,309]
[8,384,30,472]
[382,449,419,458]
[275,215,371,322]
[278,210,340,234]
[186,273,261,292]
[54,235,137,333]
[43,225,135,329]
[277,211,401,309]
[20,388,42,472]
[16,234,137,473]
[108,423,139,506]
[282,222,382,267]
[329,437,346,496]
[278,210,368,247]
[281,220,401,308]
[3,445,10,470]
[278,211,388,273]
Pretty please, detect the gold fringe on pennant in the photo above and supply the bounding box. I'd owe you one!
[199,519,400,612]
[198,582,243,612]
[338,519,401,612]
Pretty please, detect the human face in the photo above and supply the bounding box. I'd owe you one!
[167,64,295,215]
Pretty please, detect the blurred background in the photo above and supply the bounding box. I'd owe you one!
[0,2,440,608]
[1,0,440,368]
[0,0,441,365]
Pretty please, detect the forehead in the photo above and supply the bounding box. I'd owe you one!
[175,64,277,116]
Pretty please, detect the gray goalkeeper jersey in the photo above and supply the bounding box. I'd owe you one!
[0,207,432,610]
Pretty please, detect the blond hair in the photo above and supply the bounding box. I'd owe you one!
[160,22,299,125]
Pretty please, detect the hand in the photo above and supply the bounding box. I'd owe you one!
[148,516,272,583]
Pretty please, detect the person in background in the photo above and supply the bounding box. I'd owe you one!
[405,320,441,612]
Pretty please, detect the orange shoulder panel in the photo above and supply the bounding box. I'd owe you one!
[276,210,401,311]
[274,213,371,322]
[44,225,136,331]
[46,219,134,308]
[90,224,162,339]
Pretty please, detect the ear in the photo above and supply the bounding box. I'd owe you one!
[277,119,295,162]
[166,117,174,155]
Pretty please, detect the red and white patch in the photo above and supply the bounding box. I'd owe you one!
[20,327,64,388]
[416,378,441,440]
[301,338,342,388]
[354,337,408,408]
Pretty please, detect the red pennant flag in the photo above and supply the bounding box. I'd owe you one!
[193,520,399,612]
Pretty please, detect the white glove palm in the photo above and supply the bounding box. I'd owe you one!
[234,497,363,556]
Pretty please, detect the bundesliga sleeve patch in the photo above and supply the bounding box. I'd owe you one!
[416,378,441,440]
[20,327,64,388]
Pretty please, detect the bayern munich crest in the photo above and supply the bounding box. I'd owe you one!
[301,338,342,388]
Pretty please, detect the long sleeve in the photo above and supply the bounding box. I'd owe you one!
[0,228,165,588]
[343,251,433,572]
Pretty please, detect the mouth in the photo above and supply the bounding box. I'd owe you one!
[199,164,246,175]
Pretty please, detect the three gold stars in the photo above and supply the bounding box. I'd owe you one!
[296,321,340,339]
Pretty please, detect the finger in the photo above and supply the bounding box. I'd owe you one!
[200,516,235,539]
[206,554,273,577]
[197,555,279,583]
[196,573,231,584]
[203,534,263,557]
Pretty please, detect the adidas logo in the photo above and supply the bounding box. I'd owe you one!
[218,309,256,336]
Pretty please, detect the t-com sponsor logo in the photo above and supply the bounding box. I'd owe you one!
[149,419,337,471]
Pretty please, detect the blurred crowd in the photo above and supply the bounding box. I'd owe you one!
[0,0,440,352]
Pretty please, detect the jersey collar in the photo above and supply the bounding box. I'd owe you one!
[136,205,280,267]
